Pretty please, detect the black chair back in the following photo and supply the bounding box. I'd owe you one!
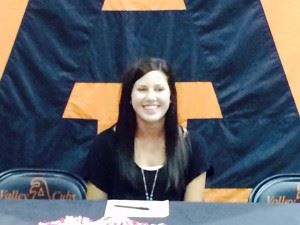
[248,174,300,203]
[0,168,86,200]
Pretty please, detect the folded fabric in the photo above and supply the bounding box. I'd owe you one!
[38,216,166,225]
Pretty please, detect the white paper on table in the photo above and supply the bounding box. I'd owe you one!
[104,200,169,218]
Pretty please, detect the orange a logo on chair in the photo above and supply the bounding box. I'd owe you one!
[29,177,51,199]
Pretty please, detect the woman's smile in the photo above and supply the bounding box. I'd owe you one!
[131,70,171,124]
[143,104,159,110]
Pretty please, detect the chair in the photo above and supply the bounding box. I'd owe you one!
[0,168,87,200]
[248,174,300,203]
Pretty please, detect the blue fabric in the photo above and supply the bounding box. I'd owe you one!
[0,0,299,189]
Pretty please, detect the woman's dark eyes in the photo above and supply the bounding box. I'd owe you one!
[136,86,165,92]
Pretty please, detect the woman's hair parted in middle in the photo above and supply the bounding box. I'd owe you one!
[115,57,190,191]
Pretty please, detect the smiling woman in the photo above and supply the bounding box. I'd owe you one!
[84,58,209,201]
[131,70,171,125]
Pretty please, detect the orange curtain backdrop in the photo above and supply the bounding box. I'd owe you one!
[0,0,28,79]
[63,82,222,132]
[1,0,299,202]
[260,0,300,115]
[1,0,299,113]
[102,0,186,11]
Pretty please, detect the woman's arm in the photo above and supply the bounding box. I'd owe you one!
[184,172,206,201]
[86,182,108,200]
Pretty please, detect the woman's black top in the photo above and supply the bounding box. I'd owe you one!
[85,127,209,201]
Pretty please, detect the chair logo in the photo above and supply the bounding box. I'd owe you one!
[0,189,27,199]
[266,184,300,203]
[0,177,76,200]
[29,177,51,199]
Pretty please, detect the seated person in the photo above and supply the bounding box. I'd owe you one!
[85,57,209,201]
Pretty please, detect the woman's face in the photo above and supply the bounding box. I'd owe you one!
[131,70,171,125]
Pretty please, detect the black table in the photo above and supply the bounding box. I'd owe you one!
[1,200,300,225]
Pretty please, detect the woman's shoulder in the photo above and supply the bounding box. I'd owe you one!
[91,126,117,149]
[184,127,211,180]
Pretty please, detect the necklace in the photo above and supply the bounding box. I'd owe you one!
[141,168,159,201]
